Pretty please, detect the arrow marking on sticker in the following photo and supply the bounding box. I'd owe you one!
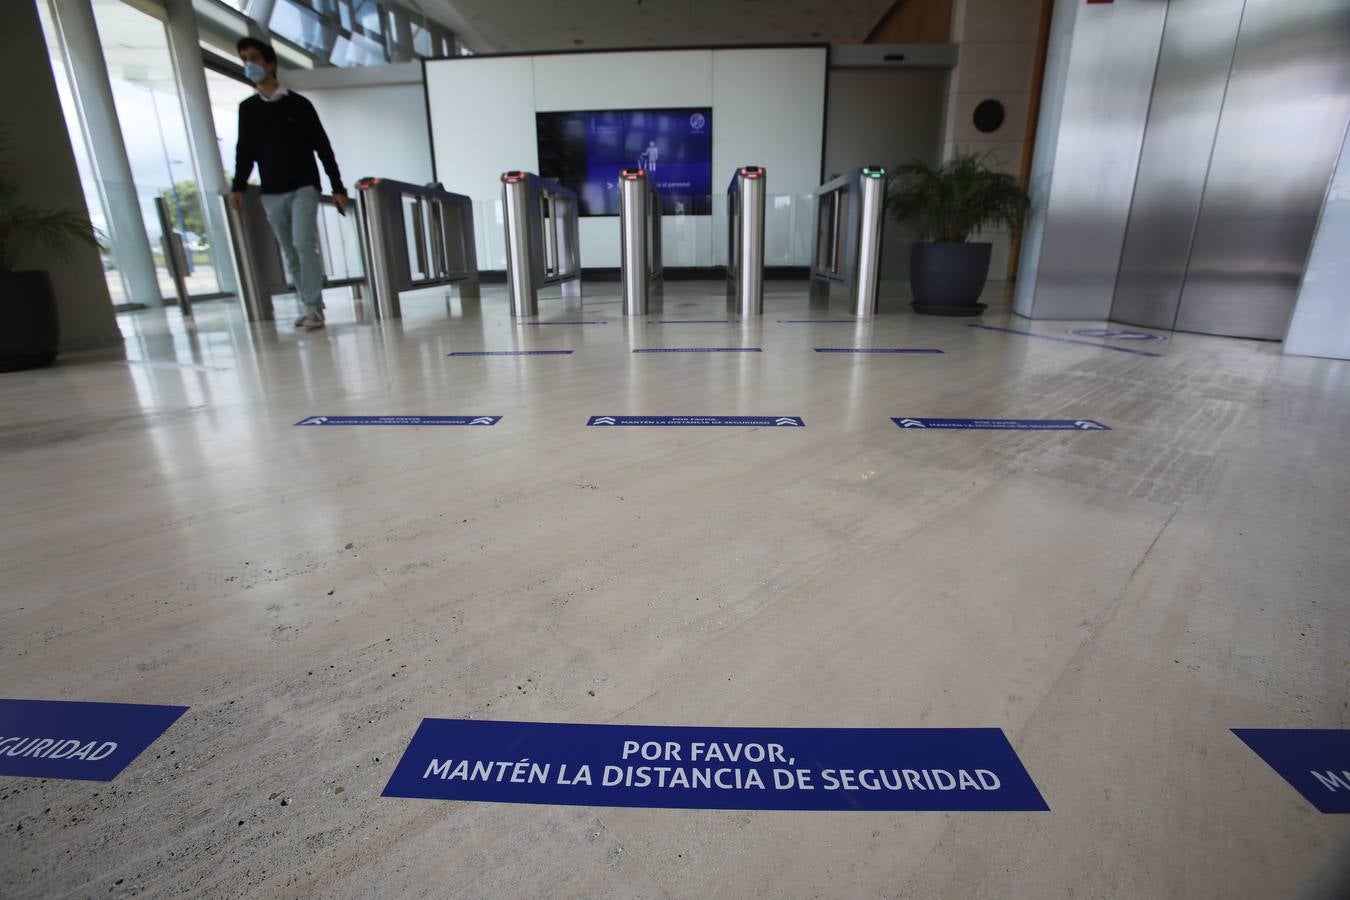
[775,417,802,426]
[593,416,617,425]
[899,418,926,428]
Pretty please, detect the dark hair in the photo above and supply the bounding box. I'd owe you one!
[236,37,277,66]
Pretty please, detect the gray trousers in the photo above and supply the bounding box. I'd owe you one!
[260,186,323,310]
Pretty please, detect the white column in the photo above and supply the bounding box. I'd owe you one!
[47,0,163,306]
[163,0,235,293]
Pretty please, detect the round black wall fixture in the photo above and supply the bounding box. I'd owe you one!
[973,99,1005,134]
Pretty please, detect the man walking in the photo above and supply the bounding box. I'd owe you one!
[229,38,346,330]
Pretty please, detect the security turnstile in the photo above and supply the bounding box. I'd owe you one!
[355,177,480,319]
[501,171,582,318]
[618,168,663,316]
[726,166,766,316]
[221,179,477,322]
[809,167,887,318]
[220,186,366,322]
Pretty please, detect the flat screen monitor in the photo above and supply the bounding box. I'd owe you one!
[536,108,713,217]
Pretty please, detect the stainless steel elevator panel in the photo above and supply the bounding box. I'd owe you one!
[1027,0,1168,319]
[1112,0,1245,330]
[1174,0,1350,339]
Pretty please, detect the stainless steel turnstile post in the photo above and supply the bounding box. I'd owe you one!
[220,188,277,321]
[726,166,766,316]
[809,166,886,318]
[618,168,664,316]
[501,171,583,318]
[501,171,535,317]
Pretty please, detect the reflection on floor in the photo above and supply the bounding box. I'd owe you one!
[1,281,1347,897]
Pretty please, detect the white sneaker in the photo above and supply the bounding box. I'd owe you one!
[293,313,308,327]
[298,308,325,330]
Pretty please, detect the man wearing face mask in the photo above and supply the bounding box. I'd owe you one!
[229,38,346,330]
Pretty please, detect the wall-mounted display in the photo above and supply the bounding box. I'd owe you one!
[536,108,713,216]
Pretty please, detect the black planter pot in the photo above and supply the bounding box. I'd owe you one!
[909,241,992,316]
[0,270,60,372]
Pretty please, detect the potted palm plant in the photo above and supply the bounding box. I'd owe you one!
[886,150,1029,315]
[0,162,101,372]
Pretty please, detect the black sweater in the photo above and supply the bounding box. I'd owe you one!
[231,90,345,196]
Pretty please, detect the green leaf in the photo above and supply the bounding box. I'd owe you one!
[885,149,1029,243]
[0,125,103,272]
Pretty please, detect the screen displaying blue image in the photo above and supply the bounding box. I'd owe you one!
[536,108,713,217]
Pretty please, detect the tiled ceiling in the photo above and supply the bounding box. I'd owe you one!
[417,0,896,53]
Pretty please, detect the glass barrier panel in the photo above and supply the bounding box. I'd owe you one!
[764,194,795,267]
[793,194,815,267]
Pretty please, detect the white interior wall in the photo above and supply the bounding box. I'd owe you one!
[425,48,827,270]
[823,68,947,280]
[286,63,434,188]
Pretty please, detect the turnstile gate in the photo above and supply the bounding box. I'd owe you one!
[220,186,366,322]
[809,167,887,318]
[618,168,663,316]
[726,166,766,316]
[220,178,477,322]
[501,171,582,318]
[356,177,479,320]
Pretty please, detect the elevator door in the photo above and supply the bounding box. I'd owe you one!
[1111,0,1244,331]
[1112,0,1350,339]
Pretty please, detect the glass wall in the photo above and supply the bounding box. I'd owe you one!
[269,0,331,56]
[205,66,253,175]
[37,0,461,314]
[266,0,457,66]
[91,0,223,299]
[35,0,127,303]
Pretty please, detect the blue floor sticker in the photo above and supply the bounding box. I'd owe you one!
[295,416,501,426]
[1233,729,1350,813]
[777,319,859,324]
[1066,328,1165,342]
[815,348,944,354]
[894,417,1110,431]
[518,321,607,326]
[0,699,187,782]
[633,348,762,353]
[588,415,803,427]
[382,720,1048,811]
[650,319,736,324]
[968,324,1163,357]
[448,350,574,357]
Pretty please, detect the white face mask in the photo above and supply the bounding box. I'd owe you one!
[244,61,267,84]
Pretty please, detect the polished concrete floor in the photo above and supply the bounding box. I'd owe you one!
[1,281,1347,898]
